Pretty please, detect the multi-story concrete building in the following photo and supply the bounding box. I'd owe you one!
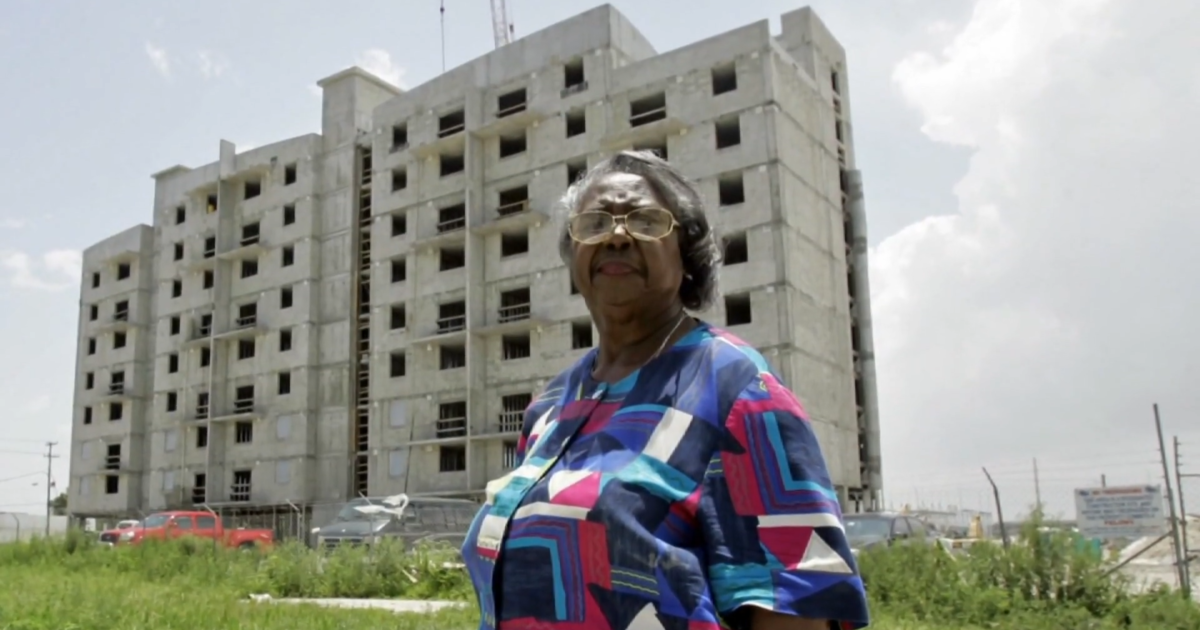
[69,4,883,529]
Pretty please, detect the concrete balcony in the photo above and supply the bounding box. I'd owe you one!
[412,214,468,252]
[474,301,551,336]
[102,380,143,401]
[410,313,468,346]
[601,105,687,150]
[470,410,525,440]
[410,127,467,160]
[94,310,137,333]
[213,315,265,342]
[217,233,267,260]
[472,199,549,235]
[210,400,261,423]
[472,101,549,139]
[182,315,261,349]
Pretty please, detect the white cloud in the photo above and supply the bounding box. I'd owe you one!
[0,249,81,292]
[144,42,170,78]
[873,0,1200,516]
[0,218,26,229]
[355,49,407,88]
[196,50,229,79]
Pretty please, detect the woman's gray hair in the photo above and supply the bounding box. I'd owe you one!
[555,150,722,312]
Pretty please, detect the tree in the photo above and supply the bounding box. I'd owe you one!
[49,491,68,516]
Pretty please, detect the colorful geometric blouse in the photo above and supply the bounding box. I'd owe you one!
[461,322,870,630]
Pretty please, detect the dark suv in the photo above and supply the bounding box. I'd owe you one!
[843,512,935,553]
[313,495,478,551]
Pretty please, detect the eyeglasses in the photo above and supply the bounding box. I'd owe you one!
[567,208,679,245]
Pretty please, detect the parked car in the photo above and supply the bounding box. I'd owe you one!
[99,511,274,549]
[313,495,478,551]
[97,519,140,545]
[843,512,936,553]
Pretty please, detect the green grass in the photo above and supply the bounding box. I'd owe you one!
[0,563,478,630]
[0,534,479,630]
[0,562,1072,630]
[0,524,1195,630]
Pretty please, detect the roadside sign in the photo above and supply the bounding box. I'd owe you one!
[1073,485,1167,540]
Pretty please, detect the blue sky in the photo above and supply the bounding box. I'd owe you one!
[2,0,1197,522]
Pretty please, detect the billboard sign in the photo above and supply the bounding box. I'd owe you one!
[1073,485,1167,540]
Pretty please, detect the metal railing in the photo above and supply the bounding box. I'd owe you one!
[501,445,519,469]
[498,303,530,323]
[438,122,465,138]
[437,314,466,334]
[498,411,523,433]
[630,105,667,127]
[437,216,465,233]
[496,199,528,217]
[496,102,527,118]
[436,418,467,438]
[230,482,251,502]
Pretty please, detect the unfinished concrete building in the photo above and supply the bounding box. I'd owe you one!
[68,4,883,529]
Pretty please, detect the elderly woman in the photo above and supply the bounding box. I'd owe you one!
[461,151,870,630]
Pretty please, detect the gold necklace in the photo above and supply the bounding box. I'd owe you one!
[590,312,690,385]
[648,312,689,362]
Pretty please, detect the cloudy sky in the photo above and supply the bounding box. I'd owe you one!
[0,0,1196,522]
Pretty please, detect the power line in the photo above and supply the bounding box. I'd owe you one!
[0,472,42,485]
[891,459,1161,485]
[897,451,1162,476]
[0,438,56,445]
[0,449,47,456]
[0,503,42,509]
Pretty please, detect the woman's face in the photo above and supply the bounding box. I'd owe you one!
[569,171,684,314]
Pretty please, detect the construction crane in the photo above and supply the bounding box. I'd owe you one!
[490,0,512,48]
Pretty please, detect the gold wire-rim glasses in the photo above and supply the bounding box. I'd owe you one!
[567,208,680,245]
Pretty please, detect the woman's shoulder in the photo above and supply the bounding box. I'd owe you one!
[662,321,783,420]
[685,321,778,382]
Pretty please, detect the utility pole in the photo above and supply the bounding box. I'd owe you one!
[1101,474,1107,488]
[1033,457,1042,512]
[1172,436,1191,595]
[43,441,58,538]
[1152,404,1187,597]
[982,467,1010,549]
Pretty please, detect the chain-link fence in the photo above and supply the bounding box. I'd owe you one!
[0,512,69,543]
[70,495,482,548]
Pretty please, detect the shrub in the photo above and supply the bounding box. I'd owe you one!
[856,509,1198,628]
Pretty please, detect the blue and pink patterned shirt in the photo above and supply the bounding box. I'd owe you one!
[461,322,870,630]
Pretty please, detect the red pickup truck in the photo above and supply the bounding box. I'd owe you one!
[99,510,274,549]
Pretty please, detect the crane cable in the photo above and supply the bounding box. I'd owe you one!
[440,0,446,73]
